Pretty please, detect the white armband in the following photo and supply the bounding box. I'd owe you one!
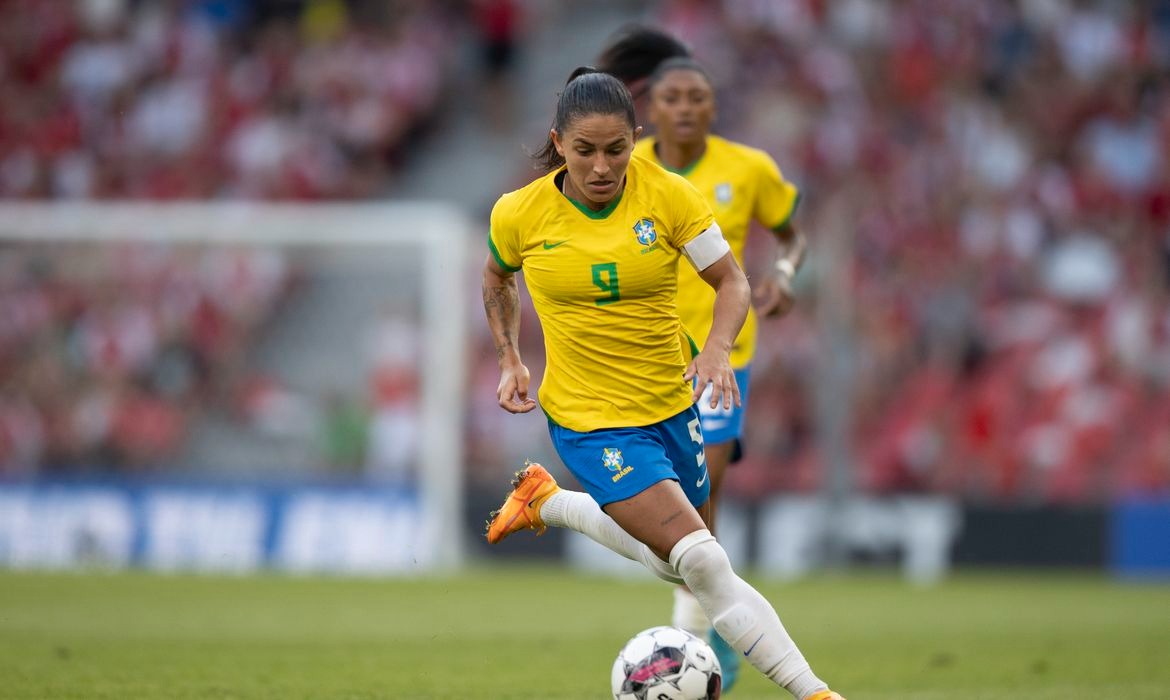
[681,222,730,271]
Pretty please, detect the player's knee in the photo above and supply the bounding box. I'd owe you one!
[668,530,732,590]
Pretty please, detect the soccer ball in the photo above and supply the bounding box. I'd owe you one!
[611,626,722,700]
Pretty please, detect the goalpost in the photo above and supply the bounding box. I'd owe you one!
[0,202,472,572]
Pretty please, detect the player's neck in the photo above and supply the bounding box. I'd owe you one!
[559,170,624,212]
[654,138,706,174]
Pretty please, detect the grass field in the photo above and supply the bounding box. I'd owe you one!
[1,567,1168,699]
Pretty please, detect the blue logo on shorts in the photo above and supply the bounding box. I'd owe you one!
[633,218,657,246]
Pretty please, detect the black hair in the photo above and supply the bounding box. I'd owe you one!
[533,67,636,171]
[648,56,713,91]
[596,24,691,86]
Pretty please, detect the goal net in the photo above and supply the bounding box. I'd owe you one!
[0,202,471,573]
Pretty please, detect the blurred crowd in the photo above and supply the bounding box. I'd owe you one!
[0,0,459,472]
[0,242,293,471]
[0,0,452,199]
[3,0,1169,506]
[643,0,1170,504]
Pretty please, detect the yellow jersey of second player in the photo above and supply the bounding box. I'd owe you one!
[633,134,799,368]
[488,155,715,432]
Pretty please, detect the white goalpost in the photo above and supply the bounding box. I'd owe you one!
[0,202,472,572]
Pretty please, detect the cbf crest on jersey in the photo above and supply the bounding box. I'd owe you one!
[633,217,657,246]
[715,183,732,204]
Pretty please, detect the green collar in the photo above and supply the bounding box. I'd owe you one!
[556,171,624,219]
[654,141,705,177]
[564,191,623,219]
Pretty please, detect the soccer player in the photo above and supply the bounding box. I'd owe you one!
[482,67,843,700]
[598,29,810,690]
[646,53,810,689]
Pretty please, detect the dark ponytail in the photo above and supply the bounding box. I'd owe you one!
[533,67,636,171]
[596,24,691,85]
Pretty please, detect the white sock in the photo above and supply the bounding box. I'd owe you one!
[672,587,710,637]
[669,530,828,700]
[540,490,684,584]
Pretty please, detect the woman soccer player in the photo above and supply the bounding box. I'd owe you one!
[482,67,843,700]
[598,30,809,691]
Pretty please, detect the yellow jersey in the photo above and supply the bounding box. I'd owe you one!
[488,155,715,432]
[633,134,799,368]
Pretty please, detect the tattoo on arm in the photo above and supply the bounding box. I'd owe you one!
[483,278,521,362]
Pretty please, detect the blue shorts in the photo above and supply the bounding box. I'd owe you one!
[547,405,710,509]
[696,367,751,445]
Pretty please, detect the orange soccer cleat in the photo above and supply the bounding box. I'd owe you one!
[484,462,561,544]
[807,691,847,700]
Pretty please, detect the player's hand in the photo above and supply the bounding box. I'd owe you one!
[755,267,796,318]
[497,362,537,413]
[684,350,741,411]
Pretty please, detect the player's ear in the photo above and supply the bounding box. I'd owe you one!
[551,129,564,157]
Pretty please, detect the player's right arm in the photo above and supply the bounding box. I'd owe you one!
[482,254,536,414]
[484,197,537,414]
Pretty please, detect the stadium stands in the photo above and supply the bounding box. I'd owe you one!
[648,0,1170,503]
[0,0,457,472]
[0,240,294,471]
[0,0,451,199]
[3,0,1167,505]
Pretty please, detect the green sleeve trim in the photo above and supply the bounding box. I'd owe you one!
[685,332,700,360]
[771,190,801,232]
[487,233,521,273]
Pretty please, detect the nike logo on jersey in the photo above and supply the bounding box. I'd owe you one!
[744,633,764,657]
[542,240,567,250]
[696,469,708,488]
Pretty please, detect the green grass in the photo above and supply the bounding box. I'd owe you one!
[1,567,1168,699]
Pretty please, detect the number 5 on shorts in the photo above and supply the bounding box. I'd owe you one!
[687,417,706,468]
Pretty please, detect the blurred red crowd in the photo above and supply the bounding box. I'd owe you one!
[0,0,451,199]
[652,0,1170,503]
[4,0,1168,506]
[0,0,456,472]
[0,242,293,471]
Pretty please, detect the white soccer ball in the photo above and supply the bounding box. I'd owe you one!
[611,626,722,700]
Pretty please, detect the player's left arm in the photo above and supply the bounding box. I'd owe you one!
[682,227,750,411]
[751,152,807,318]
